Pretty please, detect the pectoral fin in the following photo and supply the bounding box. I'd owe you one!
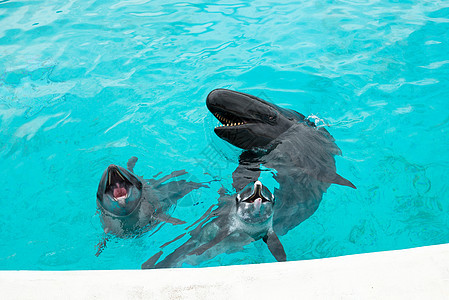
[263,230,287,262]
[141,251,164,269]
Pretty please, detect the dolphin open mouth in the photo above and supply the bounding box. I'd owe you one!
[241,191,271,204]
[105,166,131,203]
[206,89,265,130]
[236,181,275,224]
[97,164,143,217]
[211,110,254,129]
[238,181,274,204]
[206,89,294,149]
[242,197,270,203]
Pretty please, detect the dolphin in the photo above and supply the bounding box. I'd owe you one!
[206,89,356,235]
[141,181,286,269]
[96,156,207,255]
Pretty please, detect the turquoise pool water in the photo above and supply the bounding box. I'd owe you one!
[1,0,448,270]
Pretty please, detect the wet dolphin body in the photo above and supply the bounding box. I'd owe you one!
[206,89,356,235]
[96,156,207,254]
[141,181,286,269]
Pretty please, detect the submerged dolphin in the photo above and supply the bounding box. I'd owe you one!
[96,156,207,254]
[141,181,286,269]
[206,89,356,235]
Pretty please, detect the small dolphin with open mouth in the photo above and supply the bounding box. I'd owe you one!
[206,89,356,235]
[141,181,286,269]
[96,156,207,255]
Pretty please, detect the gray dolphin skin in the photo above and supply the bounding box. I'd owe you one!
[96,156,207,254]
[207,89,356,236]
[141,181,286,269]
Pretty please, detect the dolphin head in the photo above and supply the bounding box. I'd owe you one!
[97,164,143,217]
[236,181,275,224]
[207,89,305,150]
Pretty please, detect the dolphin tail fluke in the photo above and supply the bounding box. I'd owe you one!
[263,230,287,262]
[333,174,356,189]
[142,251,164,269]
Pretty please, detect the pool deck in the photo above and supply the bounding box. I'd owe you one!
[1,243,449,299]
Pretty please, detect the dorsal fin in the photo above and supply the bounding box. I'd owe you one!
[127,156,138,173]
[333,173,356,189]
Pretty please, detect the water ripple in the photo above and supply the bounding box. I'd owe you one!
[1,0,449,269]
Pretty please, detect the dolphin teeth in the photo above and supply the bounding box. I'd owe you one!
[114,195,127,202]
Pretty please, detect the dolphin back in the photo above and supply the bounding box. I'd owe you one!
[263,123,355,235]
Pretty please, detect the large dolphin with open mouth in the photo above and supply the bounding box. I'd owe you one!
[206,89,356,235]
[141,181,286,269]
[96,156,207,255]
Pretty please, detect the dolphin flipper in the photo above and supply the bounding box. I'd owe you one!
[142,251,164,269]
[263,230,287,262]
[127,156,138,172]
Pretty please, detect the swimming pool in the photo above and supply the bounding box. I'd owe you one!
[0,0,448,270]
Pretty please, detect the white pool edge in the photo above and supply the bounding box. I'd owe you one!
[1,244,449,299]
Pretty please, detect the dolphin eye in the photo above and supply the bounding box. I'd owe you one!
[266,114,277,123]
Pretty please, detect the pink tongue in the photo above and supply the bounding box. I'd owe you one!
[113,183,127,198]
[254,198,262,211]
